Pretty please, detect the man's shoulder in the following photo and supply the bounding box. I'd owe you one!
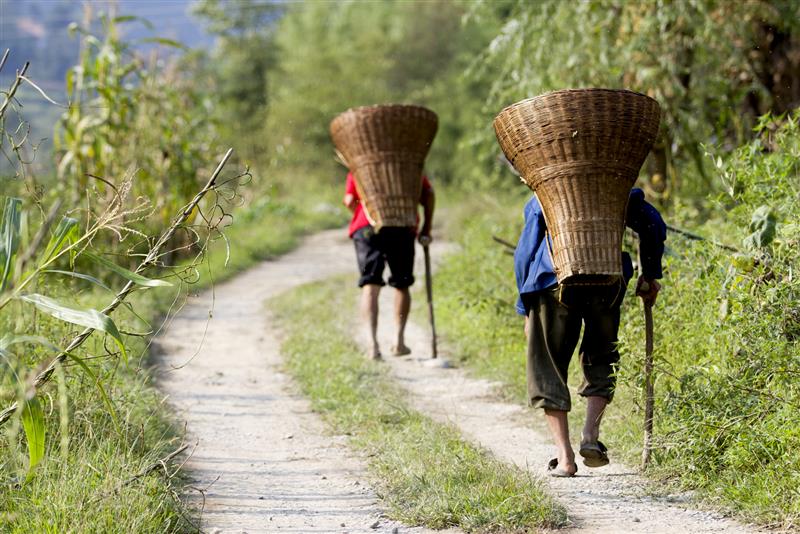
[629,187,645,203]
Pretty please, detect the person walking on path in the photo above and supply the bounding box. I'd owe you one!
[343,171,435,360]
[515,188,665,477]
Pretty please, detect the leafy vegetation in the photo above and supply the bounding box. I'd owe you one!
[467,0,800,196]
[1,10,238,529]
[271,276,566,531]
[2,0,799,530]
[432,115,800,527]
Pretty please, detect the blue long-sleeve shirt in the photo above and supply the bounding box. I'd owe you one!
[514,188,666,315]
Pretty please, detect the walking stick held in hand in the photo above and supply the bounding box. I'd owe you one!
[640,279,655,470]
[421,238,438,359]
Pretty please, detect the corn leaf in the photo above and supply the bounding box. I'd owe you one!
[41,270,153,327]
[18,294,127,363]
[0,334,61,356]
[41,217,79,264]
[112,15,154,30]
[67,353,120,435]
[1,197,22,292]
[21,397,46,479]
[82,251,172,287]
[42,269,114,293]
[138,37,186,50]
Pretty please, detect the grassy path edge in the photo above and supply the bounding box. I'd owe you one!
[270,275,566,532]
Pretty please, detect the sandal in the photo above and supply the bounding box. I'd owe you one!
[579,440,609,467]
[547,458,576,477]
[391,344,412,356]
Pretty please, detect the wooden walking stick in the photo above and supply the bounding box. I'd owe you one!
[422,242,438,359]
[640,281,655,469]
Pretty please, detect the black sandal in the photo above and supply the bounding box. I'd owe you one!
[547,457,576,477]
[579,440,609,467]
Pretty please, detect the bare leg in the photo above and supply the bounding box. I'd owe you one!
[361,284,381,359]
[544,408,577,475]
[581,395,608,444]
[392,287,411,355]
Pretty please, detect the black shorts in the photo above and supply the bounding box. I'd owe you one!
[352,226,415,288]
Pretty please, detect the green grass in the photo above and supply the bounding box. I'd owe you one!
[0,181,347,532]
[0,311,193,532]
[270,276,566,532]
[432,181,800,528]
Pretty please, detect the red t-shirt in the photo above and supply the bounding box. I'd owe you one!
[345,172,432,237]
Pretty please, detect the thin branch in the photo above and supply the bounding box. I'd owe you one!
[666,224,739,252]
[493,226,739,255]
[492,235,517,251]
[0,49,9,75]
[0,61,30,122]
[0,149,233,427]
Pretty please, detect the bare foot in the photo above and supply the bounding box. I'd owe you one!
[391,344,411,356]
[369,345,382,360]
[555,453,578,476]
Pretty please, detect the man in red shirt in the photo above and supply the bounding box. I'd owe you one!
[343,172,435,360]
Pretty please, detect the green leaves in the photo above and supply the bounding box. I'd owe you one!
[18,294,127,362]
[82,251,171,287]
[743,206,777,252]
[21,397,46,478]
[138,37,187,50]
[0,334,61,358]
[1,197,22,292]
[41,217,79,264]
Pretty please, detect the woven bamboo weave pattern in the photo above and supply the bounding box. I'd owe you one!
[330,104,438,230]
[493,89,661,283]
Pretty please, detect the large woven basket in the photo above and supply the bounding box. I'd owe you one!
[330,104,438,230]
[494,88,661,284]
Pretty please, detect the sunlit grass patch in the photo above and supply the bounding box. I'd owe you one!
[271,277,565,532]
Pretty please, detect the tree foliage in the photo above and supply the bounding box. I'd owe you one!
[192,0,284,161]
[469,0,800,197]
[262,0,496,184]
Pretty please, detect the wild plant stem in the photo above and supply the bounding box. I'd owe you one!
[0,61,30,122]
[0,149,233,427]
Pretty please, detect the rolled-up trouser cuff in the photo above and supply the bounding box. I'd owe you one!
[530,396,571,412]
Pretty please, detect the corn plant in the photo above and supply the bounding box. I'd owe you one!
[54,12,220,257]
[1,49,242,484]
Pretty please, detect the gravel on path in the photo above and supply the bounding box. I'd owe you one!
[155,229,444,534]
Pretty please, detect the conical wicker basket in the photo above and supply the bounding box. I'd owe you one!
[494,88,661,284]
[330,104,438,230]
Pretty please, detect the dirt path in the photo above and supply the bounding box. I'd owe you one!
[155,227,760,533]
[155,229,441,533]
[370,268,762,533]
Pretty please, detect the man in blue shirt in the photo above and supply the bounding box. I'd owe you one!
[515,188,666,477]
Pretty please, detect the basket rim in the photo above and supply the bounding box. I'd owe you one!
[493,88,658,124]
[331,103,437,128]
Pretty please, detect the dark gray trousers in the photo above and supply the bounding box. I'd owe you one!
[523,281,626,411]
